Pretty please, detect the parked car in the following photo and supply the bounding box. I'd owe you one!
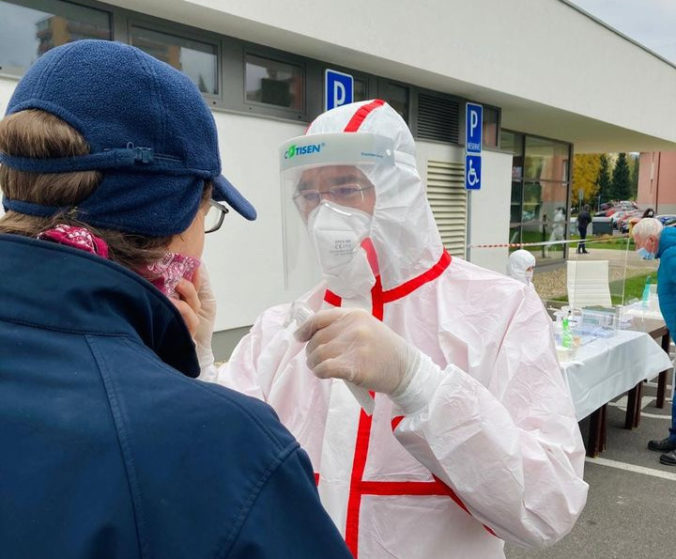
[656,214,676,225]
[610,209,634,229]
[616,210,642,233]
[604,201,639,218]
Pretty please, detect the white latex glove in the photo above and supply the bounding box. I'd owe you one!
[194,265,217,372]
[294,308,419,395]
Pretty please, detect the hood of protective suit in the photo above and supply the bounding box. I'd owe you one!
[303,100,444,293]
[507,249,535,285]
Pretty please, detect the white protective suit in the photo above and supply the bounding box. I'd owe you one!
[507,249,536,285]
[203,100,588,558]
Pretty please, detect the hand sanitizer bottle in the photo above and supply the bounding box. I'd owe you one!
[562,314,573,349]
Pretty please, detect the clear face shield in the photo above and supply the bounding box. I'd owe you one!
[280,133,395,297]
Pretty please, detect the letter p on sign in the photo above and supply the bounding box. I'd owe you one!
[325,69,354,111]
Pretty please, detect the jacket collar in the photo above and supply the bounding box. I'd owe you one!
[657,227,676,258]
[0,234,200,377]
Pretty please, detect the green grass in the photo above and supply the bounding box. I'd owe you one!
[518,230,633,251]
[573,234,634,251]
[608,272,656,305]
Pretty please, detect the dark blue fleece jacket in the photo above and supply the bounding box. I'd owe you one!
[0,234,351,559]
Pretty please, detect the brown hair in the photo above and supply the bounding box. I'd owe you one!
[0,109,210,270]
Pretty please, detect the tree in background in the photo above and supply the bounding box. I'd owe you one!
[610,152,632,201]
[628,153,640,199]
[572,153,601,208]
[597,154,612,206]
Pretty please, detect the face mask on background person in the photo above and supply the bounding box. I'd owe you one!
[307,201,374,297]
[637,247,656,261]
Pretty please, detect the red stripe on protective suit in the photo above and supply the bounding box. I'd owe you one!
[382,250,451,302]
[324,101,491,553]
[343,99,385,132]
[324,290,342,307]
[391,416,404,431]
[324,248,451,307]
[361,239,384,320]
[345,410,373,556]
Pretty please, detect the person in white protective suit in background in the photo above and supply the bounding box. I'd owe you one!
[507,249,536,286]
[546,207,566,257]
[195,100,588,558]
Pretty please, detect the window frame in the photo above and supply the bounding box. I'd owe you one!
[0,0,113,78]
[125,11,222,106]
[503,128,573,260]
[2,0,502,144]
[242,51,305,116]
[221,40,308,121]
[377,77,411,124]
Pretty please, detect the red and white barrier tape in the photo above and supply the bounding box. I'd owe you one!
[468,236,630,249]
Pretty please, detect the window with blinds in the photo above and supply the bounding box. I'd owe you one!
[416,94,460,144]
[426,160,467,258]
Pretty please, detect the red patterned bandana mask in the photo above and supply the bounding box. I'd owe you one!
[37,224,200,298]
[143,252,201,299]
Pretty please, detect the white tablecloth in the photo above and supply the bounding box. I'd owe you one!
[621,301,664,322]
[560,329,672,420]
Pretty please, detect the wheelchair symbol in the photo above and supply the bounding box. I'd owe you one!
[467,160,479,187]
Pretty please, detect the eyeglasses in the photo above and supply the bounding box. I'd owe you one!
[204,200,229,233]
[293,183,374,213]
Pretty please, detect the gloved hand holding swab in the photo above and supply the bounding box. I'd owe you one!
[288,302,375,415]
[293,305,422,416]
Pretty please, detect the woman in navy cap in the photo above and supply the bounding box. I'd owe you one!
[0,40,351,559]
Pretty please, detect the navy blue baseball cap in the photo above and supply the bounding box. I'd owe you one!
[0,40,256,235]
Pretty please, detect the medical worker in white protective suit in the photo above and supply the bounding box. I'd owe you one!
[197,100,588,559]
[507,249,536,286]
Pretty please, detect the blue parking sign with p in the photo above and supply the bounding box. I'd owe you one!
[465,154,482,190]
[465,103,483,154]
[325,69,353,111]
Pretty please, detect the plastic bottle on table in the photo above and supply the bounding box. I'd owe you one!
[562,314,573,349]
[642,276,651,309]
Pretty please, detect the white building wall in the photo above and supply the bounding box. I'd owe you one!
[105,0,676,151]
[0,78,16,115]
[467,150,513,274]
[204,112,307,330]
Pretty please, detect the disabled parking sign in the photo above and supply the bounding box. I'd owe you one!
[325,69,353,111]
[465,154,481,190]
[465,102,483,190]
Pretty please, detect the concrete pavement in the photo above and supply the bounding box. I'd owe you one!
[506,381,675,559]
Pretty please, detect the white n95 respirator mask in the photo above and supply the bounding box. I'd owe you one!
[307,202,375,297]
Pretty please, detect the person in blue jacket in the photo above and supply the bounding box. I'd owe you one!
[0,40,352,558]
[633,217,676,466]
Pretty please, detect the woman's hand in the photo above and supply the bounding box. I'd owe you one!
[171,266,217,370]
[172,270,202,337]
